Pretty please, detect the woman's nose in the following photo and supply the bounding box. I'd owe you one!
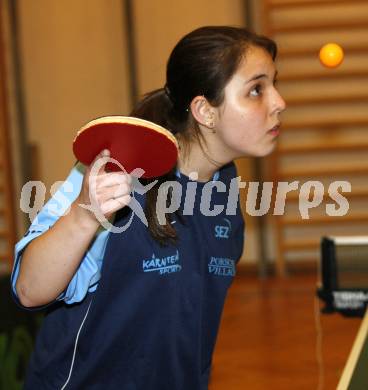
[271,87,286,116]
[274,89,286,115]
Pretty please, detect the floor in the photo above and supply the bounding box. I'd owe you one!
[209,273,362,390]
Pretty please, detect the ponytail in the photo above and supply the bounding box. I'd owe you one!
[128,89,185,246]
[130,88,189,135]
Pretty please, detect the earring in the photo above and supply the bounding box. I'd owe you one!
[206,112,215,133]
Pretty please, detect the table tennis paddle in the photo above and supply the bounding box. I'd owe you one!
[73,116,179,178]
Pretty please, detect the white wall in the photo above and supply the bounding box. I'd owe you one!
[17,0,132,190]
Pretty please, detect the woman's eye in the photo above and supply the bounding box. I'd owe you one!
[249,84,262,97]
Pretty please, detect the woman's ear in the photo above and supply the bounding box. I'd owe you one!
[189,96,216,131]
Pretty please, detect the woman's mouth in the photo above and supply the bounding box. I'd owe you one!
[268,123,280,136]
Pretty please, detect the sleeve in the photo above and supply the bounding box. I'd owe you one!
[11,162,109,307]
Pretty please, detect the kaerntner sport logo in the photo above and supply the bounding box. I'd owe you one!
[142,250,181,275]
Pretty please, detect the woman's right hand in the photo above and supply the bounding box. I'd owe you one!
[75,149,132,227]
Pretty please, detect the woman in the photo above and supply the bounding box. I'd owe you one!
[12,26,285,389]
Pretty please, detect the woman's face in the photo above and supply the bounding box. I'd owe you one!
[213,45,286,160]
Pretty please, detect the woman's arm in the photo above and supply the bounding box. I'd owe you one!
[15,150,132,308]
[16,202,101,307]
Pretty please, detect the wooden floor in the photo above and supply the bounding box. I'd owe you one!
[209,273,362,390]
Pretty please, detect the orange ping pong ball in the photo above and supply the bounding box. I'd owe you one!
[319,43,344,68]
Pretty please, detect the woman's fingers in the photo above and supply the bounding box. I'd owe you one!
[100,194,132,215]
[94,181,132,204]
[77,149,133,220]
[87,151,133,215]
[96,171,131,188]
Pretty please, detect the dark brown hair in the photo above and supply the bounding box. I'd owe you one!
[129,26,277,245]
